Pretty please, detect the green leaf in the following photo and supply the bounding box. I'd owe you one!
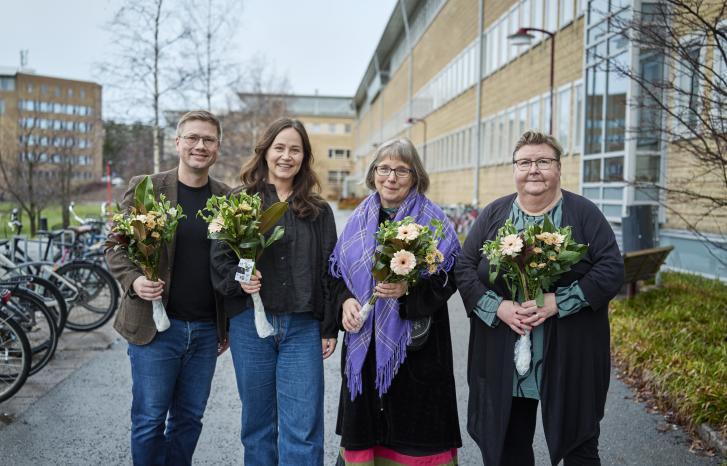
[535,287,544,307]
[265,225,285,246]
[259,202,288,234]
[133,176,154,213]
[543,214,555,232]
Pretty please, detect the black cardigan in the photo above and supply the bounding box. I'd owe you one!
[210,185,339,338]
[454,190,624,465]
[332,211,462,451]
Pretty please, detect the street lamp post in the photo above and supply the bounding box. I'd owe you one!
[507,27,556,135]
[406,117,427,166]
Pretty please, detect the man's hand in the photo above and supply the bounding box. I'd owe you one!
[132,276,164,301]
[217,339,229,356]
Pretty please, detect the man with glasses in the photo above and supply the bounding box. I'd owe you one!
[107,110,230,466]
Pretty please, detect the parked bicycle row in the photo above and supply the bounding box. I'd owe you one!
[0,203,119,403]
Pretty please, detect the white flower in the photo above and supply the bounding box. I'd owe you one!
[499,234,523,257]
[168,207,177,216]
[553,232,565,246]
[208,216,224,233]
[134,214,147,223]
[396,224,420,241]
[390,250,417,276]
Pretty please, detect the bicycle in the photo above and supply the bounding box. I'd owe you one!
[0,276,58,376]
[3,233,119,332]
[0,294,31,403]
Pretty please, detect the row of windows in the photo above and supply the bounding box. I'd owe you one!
[19,135,91,149]
[34,170,95,180]
[18,100,94,117]
[485,0,586,77]
[423,80,583,173]
[24,82,88,99]
[412,41,479,118]
[328,148,351,159]
[18,152,94,166]
[306,122,351,135]
[327,170,350,185]
[19,117,94,133]
[389,0,447,73]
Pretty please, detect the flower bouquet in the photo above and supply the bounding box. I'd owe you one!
[354,216,445,332]
[481,215,587,375]
[197,192,287,337]
[105,176,185,332]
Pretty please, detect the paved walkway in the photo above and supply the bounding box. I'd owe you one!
[0,205,721,465]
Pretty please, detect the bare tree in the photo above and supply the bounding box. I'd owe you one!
[606,0,727,256]
[207,57,291,186]
[103,120,155,182]
[99,0,192,174]
[182,0,244,111]
[0,111,57,236]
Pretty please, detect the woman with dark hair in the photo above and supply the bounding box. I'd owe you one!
[329,138,462,466]
[211,117,338,465]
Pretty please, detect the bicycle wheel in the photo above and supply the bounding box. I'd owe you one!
[54,261,119,331]
[4,288,58,376]
[21,276,68,337]
[0,311,31,403]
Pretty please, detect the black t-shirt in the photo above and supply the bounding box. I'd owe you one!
[166,181,216,321]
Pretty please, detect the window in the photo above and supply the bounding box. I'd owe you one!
[26,83,33,93]
[545,0,558,32]
[329,124,336,133]
[67,88,74,98]
[328,148,351,159]
[0,77,15,91]
[583,159,601,182]
[605,52,628,152]
[40,84,48,95]
[585,64,606,154]
[344,124,351,133]
[712,29,727,130]
[574,82,584,150]
[327,171,348,185]
[54,86,61,97]
[533,0,544,30]
[675,44,703,133]
[0,99,4,115]
[637,52,664,150]
[560,0,574,26]
[557,87,572,153]
[80,89,86,99]
[521,0,531,31]
[529,98,541,130]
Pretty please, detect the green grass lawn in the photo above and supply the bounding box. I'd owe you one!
[0,202,106,238]
[610,271,727,439]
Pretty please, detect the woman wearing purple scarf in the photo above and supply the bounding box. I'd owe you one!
[329,139,462,466]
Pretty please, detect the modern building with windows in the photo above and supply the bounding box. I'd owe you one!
[0,68,103,184]
[348,0,727,279]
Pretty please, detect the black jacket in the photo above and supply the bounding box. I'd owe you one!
[333,211,462,451]
[455,190,624,465]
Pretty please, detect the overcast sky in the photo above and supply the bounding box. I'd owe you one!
[0,0,398,119]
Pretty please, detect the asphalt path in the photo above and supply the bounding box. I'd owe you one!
[0,205,721,465]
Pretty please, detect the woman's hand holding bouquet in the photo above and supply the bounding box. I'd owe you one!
[198,192,287,338]
[352,216,445,332]
[481,215,587,375]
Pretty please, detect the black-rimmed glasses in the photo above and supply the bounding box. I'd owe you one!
[374,166,413,178]
[513,158,558,171]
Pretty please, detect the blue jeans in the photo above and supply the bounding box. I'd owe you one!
[229,310,324,466]
[127,318,218,466]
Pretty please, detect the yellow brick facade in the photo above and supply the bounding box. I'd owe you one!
[298,115,355,200]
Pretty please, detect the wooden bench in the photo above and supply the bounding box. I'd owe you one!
[622,245,675,297]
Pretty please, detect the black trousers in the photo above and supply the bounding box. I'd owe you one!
[500,397,601,466]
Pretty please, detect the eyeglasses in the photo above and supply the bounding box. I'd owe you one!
[180,134,220,148]
[513,158,558,171]
[374,166,413,178]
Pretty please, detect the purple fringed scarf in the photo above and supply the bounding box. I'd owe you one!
[329,189,460,400]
